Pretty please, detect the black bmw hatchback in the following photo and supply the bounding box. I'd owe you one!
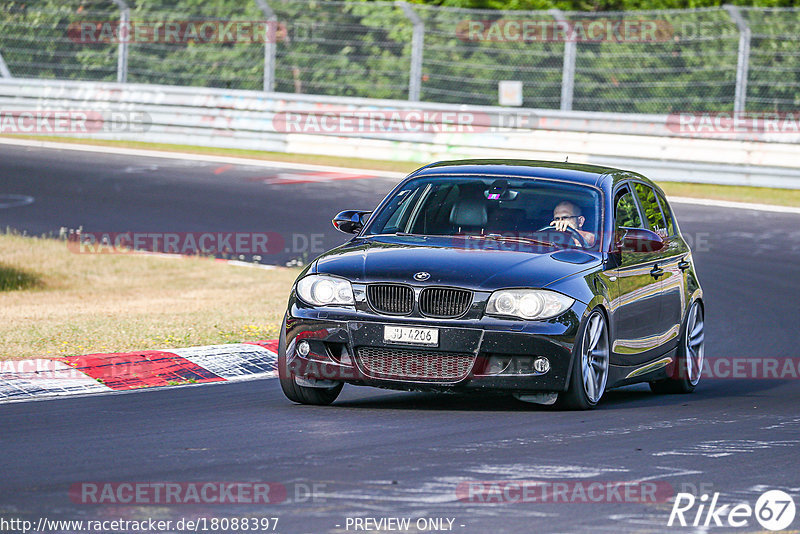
[278,160,704,409]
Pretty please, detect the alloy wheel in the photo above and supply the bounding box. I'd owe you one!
[582,311,609,403]
[684,303,705,386]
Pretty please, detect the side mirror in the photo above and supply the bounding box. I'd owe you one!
[616,227,664,253]
[332,210,371,234]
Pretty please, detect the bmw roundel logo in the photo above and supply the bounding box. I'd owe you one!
[413,272,431,281]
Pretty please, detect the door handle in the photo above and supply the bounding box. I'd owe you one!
[678,259,690,271]
[650,265,664,279]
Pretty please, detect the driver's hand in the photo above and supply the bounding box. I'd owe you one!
[550,219,574,232]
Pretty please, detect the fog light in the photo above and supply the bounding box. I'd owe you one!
[297,340,310,357]
[486,356,511,375]
[482,355,551,376]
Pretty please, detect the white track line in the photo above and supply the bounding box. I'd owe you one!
[0,136,407,178]
[2,136,797,214]
[668,196,800,215]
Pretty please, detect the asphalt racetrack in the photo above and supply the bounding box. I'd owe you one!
[1,143,799,533]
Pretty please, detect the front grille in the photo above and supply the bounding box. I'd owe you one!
[367,284,413,315]
[419,287,472,318]
[356,347,476,382]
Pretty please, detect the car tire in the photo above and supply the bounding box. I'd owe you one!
[278,315,343,406]
[650,301,704,394]
[557,308,610,410]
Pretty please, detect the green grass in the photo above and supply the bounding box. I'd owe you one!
[0,264,42,291]
[0,233,300,360]
[658,182,800,208]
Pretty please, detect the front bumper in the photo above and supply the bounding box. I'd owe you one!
[285,300,586,393]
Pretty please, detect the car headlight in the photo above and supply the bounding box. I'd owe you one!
[296,274,355,306]
[486,289,574,320]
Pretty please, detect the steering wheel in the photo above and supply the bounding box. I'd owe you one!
[536,225,588,248]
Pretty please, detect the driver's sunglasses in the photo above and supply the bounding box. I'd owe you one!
[553,215,579,221]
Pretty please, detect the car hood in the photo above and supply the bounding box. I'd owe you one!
[312,235,601,291]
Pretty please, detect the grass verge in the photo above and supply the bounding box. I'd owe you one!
[3,134,799,207]
[657,182,800,208]
[0,233,299,360]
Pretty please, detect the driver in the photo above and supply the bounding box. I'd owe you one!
[550,201,595,247]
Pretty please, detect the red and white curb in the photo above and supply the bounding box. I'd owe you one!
[0,341,279,403]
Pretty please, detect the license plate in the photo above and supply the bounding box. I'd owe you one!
[383,326,439,346]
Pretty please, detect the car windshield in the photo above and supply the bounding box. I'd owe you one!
[364,176,602,249]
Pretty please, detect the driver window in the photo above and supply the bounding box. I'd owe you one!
[615,187,643,230]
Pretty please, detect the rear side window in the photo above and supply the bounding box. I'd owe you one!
[633,183,668,237]
[615,187,643,229]
[654,190,676,236]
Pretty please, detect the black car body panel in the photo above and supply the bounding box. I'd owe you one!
[281,160,704,403]
[312,236,602,292]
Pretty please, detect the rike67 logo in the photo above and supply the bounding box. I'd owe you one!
[668,489,796,531]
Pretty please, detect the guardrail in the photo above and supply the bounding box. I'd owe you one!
[1,78,798,189]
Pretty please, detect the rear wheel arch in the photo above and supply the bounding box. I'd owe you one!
[650,298,704,394]
[685,292,704,323]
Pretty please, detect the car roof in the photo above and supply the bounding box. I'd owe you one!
[408,159,663,195]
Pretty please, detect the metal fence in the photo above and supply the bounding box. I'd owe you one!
[0,1,798,114]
